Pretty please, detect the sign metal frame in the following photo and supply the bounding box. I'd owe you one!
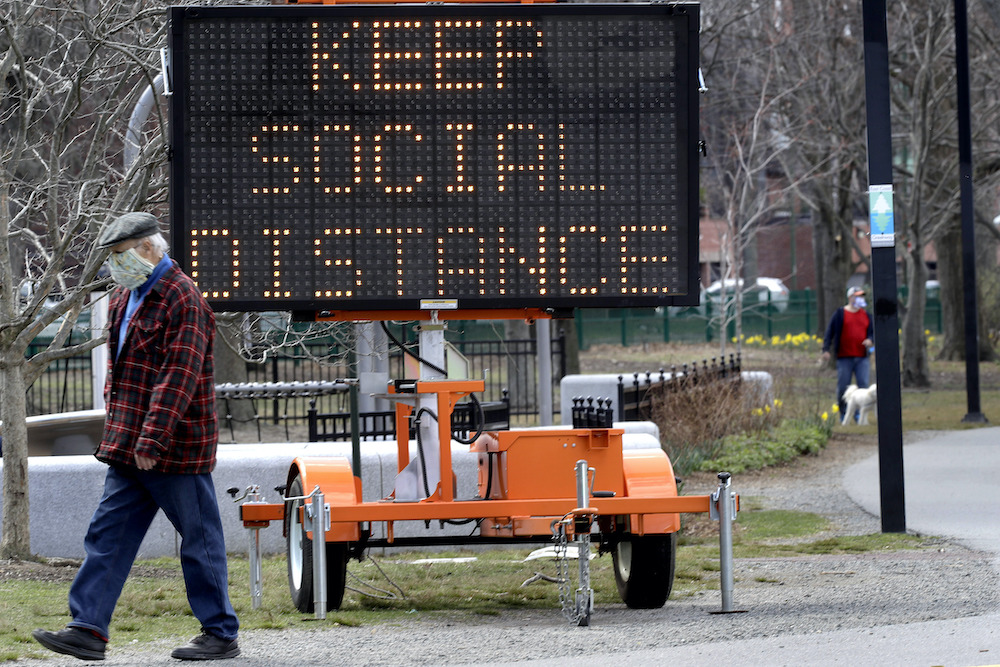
[168,3,701,313]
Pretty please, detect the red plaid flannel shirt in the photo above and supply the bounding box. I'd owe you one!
[97,261,219,474]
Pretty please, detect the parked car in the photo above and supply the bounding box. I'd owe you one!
[703,277,791,312]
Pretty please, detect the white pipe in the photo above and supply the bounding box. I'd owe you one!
[89,291,109,410]
[124,73,165,171]
[536,319,553,426]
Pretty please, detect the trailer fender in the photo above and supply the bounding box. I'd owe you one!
[621,448,680,535]
[287,456,362,542]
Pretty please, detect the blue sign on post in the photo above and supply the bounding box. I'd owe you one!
[869,184,894,248]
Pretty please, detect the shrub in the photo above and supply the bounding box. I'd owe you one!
[648,377,780,475]
[696,419,829,475]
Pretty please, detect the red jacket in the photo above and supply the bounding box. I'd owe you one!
[98,261,218,474]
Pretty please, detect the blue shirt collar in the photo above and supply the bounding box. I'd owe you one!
[132,252,172,300]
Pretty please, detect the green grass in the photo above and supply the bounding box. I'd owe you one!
[1,549,623,660]
[898,388,1000,430]
[670,507,936,596]
[736,507,829,540]
[818,388,1000,436]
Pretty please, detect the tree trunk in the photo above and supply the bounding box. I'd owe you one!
[214,320,255,424]
[901,245,931,387]
[560,318,580,376]
[812,203,853,337]
[936,227,965,360]
[976,224,1000,361]
[812,214,836,336]
[1,359,33,559]
[937,225,999,362]
[505,319,533,414]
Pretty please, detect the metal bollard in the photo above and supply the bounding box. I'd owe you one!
[711,472,743,614]
[311,488,327,620]
[575,460,590,509]
[574,460,594,627]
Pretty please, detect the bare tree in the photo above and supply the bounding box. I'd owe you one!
[771,0,870,334]
[933,1,1000,363]
[700,0,832,354]
[880,1,1000,384]
[701,0,1000,383]
[1,0,168,559]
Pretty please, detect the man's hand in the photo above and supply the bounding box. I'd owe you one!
[821,351,831,361]
[135,453,157,470]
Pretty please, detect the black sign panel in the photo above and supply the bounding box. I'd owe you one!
[169,4,699,312]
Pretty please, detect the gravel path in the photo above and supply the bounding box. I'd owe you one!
[20,431,1000,666]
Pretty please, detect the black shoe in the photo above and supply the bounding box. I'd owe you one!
[32,627,106,661]
[171,632,240,661]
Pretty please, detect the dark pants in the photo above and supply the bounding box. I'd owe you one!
[67,465,239,641]
[836,355,871,421]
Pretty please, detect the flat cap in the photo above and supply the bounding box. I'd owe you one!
[97,212,161,249]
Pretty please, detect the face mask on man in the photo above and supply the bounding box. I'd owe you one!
[108,247,156,290]
[853,296,867,309]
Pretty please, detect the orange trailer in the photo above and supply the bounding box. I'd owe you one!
[236,373,738,625]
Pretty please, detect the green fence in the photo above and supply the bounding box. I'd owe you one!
[573,290,943,350]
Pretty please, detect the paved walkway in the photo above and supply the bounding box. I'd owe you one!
[843,426,1000,553]
[475,614,1000,666]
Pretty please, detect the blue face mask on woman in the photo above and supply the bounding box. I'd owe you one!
[108,247,156,290]
[853,296,867,309]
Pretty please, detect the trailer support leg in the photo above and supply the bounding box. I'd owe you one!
[573,460,594,627]
[711,471,744,614]
[311,489,328,620]
[249,527,263,610]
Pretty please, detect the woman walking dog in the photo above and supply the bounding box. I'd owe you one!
[822,286,874,423]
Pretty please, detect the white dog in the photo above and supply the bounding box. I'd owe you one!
[842,384,878,425]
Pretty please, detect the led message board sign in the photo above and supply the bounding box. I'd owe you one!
[168,4,700,312]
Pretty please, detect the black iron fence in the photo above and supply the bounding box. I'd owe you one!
[26,336,95,417]
[615,354,742,421]
[25,331,567,428]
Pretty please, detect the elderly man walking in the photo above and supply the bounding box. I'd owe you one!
[33,212,240,661]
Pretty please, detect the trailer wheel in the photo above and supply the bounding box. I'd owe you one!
[612,533,677,608]
[285,475,348,612]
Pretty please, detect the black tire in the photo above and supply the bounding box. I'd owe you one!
[612,532,677,609]
[285,475,349,612]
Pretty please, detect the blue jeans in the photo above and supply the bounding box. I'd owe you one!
[67,465,239,641]
[836,356,871,420]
